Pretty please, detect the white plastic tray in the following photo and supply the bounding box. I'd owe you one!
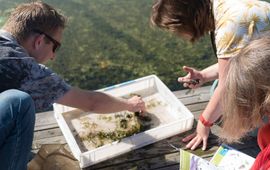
[54,75,194,168]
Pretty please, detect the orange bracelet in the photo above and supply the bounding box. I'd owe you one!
[199,114,213,127]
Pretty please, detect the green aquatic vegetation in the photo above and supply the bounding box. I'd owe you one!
[146,99,163,110]
[120,119,128,129]
[98,115,112,122]
[78,111,152,148]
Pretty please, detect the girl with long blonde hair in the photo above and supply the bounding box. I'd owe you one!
[221,32,270,143]
[221,32,270,169]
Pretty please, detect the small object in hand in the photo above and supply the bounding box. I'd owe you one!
[184,79,200,85]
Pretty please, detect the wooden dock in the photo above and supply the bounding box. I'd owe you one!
[31,85,260,170]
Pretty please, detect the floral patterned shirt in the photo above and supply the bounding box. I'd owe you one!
[213,0,270,58]
[0,30,71,112]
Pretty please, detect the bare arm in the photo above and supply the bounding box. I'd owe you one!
[201,63,219,83]
[201,59,228,122]
[56,87,145,113]
[183,58,229,150]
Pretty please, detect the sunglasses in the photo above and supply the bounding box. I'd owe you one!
[33,29,61,52]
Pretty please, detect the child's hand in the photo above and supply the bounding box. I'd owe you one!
[178,66,204,89]
[182,121,210,150]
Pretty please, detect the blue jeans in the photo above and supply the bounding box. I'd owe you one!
[0,90,35,170]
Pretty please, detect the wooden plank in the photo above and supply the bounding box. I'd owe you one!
[34,111,58,131]
[33,127,63,140]
[179,93,211,106]
[186,102,208,113]
[173,86,212,99]
[32,135,67,150]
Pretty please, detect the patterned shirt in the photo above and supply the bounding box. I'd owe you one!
[0,30,71,112]
[213,0,270,58]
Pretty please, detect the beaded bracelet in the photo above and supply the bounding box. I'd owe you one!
[199,114,213,127]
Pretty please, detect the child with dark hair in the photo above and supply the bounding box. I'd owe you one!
[151,0,270,151]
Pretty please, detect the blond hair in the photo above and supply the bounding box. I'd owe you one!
[220,32,270,143]
[150,0,214,42]
[2,1,67,43]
